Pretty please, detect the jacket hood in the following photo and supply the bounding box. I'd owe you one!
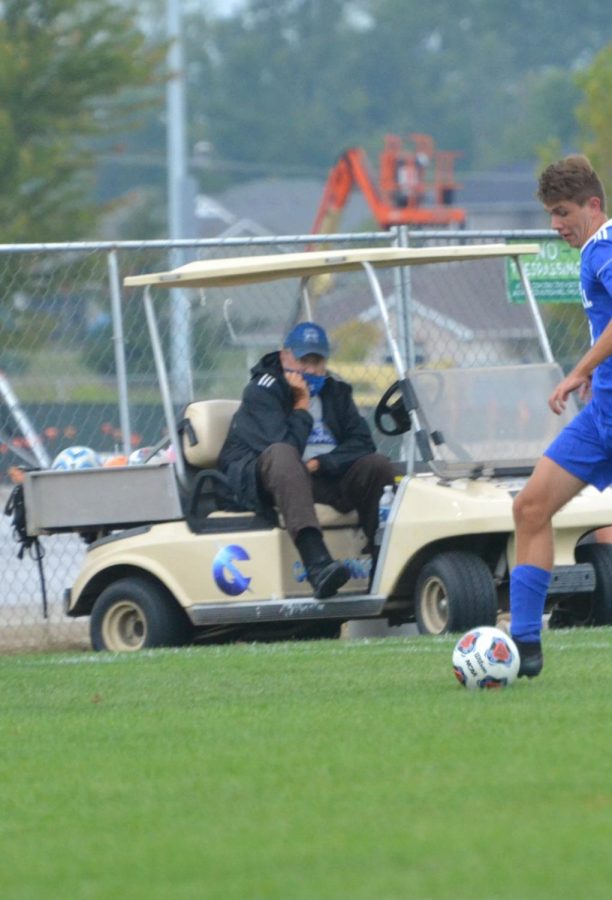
[250,350,283,379]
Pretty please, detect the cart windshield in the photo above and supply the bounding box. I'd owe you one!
[408,362,576,477]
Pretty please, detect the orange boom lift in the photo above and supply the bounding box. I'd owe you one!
[312,133,465,234]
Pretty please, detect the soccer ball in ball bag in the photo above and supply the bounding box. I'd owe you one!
[51,446,101,471]
[128,447,155,465]
[452,626,520,690]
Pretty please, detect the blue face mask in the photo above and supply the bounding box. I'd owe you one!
[302,372,327,397]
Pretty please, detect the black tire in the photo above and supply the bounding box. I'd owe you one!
[414,550,497,635]
[572,543,612,625]
[90,577,192,652]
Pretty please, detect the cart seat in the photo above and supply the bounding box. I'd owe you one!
[182,399,241,470]
[181,399,359,527]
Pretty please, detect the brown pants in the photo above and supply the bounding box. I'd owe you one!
[256,443,396,551]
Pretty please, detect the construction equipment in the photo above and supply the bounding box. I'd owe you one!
[312,133,465,234]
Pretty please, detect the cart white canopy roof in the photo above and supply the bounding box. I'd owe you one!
[123,243,539,290]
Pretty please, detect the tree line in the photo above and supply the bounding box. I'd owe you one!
[0,0,610,242]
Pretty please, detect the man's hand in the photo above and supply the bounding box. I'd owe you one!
[548,370,591,414]
[285,370,310,410]
[305,458,320,474]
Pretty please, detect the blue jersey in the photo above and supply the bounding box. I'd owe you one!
[581,218,612,419]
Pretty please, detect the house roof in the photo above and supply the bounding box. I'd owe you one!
[202,177,372,236]
[315,257,538,342]
[459,161,546,218]
[202,159,547,237]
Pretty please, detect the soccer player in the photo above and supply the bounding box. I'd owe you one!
[511,155,612,677]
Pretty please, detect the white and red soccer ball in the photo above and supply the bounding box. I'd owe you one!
[452,626,520,689]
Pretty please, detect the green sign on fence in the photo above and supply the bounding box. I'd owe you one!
[506,240,581,303]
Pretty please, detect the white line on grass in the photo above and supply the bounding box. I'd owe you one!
[7,633,612,667]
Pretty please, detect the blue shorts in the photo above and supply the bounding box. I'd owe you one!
[545,403,612,490]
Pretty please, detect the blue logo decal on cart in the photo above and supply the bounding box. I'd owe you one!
[213,545,251,596]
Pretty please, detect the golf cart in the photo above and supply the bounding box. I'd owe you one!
[11,245,612,650]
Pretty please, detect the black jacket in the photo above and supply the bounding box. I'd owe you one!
[218,350,376,512]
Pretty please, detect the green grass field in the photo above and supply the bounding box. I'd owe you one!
[1,630,611,899]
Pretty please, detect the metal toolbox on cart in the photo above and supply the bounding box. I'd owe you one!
[23,465,183,536]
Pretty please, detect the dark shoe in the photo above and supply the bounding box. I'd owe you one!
[514,639,543,678]
[309,560,350,599]
[296,527,350,598]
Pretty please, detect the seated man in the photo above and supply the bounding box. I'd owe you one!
[218,321,396,598]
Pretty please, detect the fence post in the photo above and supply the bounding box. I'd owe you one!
[166,0,195,406]
[107,250,132,457]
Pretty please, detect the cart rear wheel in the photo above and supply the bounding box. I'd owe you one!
[551,543,612,628]
[575,543,612,625]
[90,577,191,652]
[415,551,497,635]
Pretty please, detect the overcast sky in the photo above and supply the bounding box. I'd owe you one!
[205,0,245,16]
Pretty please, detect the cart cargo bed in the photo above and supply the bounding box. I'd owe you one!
[23,465,182,536]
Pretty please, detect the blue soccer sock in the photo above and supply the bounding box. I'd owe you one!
[510,564,551,643]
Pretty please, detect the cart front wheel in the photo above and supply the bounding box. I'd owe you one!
[90,577,191,652]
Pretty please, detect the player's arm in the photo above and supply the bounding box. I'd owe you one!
[284,370,310,411]
[239,377,312,451]
[549,318,612,414]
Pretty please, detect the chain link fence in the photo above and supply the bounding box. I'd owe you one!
[0,229,588,651]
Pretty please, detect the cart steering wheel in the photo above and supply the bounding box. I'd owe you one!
[374,382,412,436]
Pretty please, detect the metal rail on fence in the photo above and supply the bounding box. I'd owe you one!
[0,228,581,651]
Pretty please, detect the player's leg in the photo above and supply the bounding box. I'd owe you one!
[514,456,586,568]
[511,456,586,676]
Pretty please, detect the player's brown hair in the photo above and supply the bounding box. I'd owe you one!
[537,155,607,211]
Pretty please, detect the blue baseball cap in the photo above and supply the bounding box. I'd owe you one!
[283,321,330,359]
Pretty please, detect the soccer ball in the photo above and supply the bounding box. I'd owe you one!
[452,626,520,690]
[129,446,172,465]
[102,454,129,467]
[128,447,154,465]
[51,446,101,471]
